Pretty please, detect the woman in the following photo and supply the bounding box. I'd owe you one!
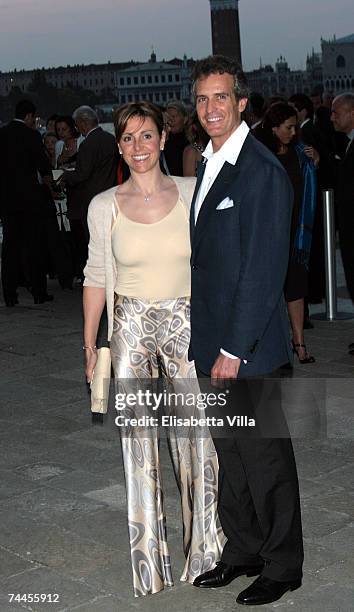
[183,110,209,177]
[54,116,81,169]
[43,131,58,168]
[83,102,224,597]
[255,102,318,363]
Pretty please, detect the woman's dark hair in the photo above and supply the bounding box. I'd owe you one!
[185,110,209,148]
[54,115,79,139]
[191,55,249,100]
[254,102,297,154]
[46,113,59,127]
[114,102,164,141]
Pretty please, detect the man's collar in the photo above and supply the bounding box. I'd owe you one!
[85,125,100,138]
[202,121,250,165]
[13,118,25,124]
[300,118,311,129]
[347,128,354,142]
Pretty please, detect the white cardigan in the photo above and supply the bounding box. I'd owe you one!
[83,176,196,340]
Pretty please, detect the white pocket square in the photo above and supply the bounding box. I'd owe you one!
[216,197,234,210]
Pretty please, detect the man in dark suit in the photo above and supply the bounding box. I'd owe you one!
[189,56,303,606]
[61,106,118,280]
[331,93,354,355]
[0,99,53,306]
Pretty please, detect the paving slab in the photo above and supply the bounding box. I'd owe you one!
[0,271,353,611]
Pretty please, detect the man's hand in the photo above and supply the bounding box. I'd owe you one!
[211,353,241,380]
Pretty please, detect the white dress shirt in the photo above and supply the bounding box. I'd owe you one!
[346,128,354,153]
[194,120,249,222]
[194,120,250,362]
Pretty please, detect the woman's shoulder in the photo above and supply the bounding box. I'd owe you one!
[89,186,117,216]
[171,175,196,209]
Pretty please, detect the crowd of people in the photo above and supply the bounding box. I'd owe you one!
[1,53,354,606]
[1,86,353,354]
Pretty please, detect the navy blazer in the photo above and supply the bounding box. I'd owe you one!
[189,132,294,377]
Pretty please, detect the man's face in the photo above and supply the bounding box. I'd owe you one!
[195,72,248,151]
[75,118,87,136]
[331,99,354,133]
[166,108,185,134]
[24,112,36,129]
[311,95,322,110]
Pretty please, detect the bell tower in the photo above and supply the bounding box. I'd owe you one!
[209,0,242,66]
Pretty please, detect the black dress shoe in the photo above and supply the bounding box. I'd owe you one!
[193,561,264,588]
[349,348,354,356]
[348,342,354,351]
[33,294,54,304]
[236,576,301,605]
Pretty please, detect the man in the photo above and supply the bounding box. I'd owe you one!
[189,56,303,606]
[0,99,53,305]
[289,93,332,313]
[164,100,189,176]
[61,106,118,280]
[331,93,354,355]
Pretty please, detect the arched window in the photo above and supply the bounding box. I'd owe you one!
[336,55,346,69]
[336,79,340,90]
[347,79,350,89]
[341,79,345,89]
[351,79,354,88]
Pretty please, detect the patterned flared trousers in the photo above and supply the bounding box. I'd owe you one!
[110,295,225,597]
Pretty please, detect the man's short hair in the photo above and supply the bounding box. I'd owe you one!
[72,105,98,125]
[166,100,188,117]
[333,93,354,110]
[191,55,249,100]
[288,94,314,120]
[15,99,36,120]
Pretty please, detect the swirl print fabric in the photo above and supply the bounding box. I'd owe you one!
[110,295,225,597]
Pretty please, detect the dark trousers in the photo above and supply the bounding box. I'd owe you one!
[197,370,304,582]
[45,217,74,289]
[1,213,47,301]
[69,218,89,279]
[338,204,354,303]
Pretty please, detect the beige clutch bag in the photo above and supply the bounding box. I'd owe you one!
[90,347,112,414]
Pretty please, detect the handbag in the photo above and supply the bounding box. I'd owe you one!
[90,347,112,414]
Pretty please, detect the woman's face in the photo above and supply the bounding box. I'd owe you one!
[44,134,57,155]
[272,116,297,145]
[56,121,73,142]
[119,116,165,174]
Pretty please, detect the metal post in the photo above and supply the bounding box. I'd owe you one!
[323,189,337,320]
[312,189,353,321]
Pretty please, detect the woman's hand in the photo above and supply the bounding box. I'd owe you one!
[84,347,98,384]
[304,145,320,167]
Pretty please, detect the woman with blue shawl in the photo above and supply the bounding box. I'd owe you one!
[254,102,318,364]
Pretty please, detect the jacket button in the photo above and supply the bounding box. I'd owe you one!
[192,265,198,271]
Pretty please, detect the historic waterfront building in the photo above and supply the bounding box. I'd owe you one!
[246,52,323,99]
[114,52,192,105]
[0,62,131,98]
[321,34,354,94]
[209,0,242,65]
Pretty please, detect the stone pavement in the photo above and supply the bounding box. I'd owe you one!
[0,272,353,612]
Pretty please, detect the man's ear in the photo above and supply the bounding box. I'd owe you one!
[238,98,248,113]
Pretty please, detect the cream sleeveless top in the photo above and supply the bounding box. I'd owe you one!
[111,196,191,300]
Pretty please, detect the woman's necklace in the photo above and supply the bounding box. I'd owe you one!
[130,178,163,203]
